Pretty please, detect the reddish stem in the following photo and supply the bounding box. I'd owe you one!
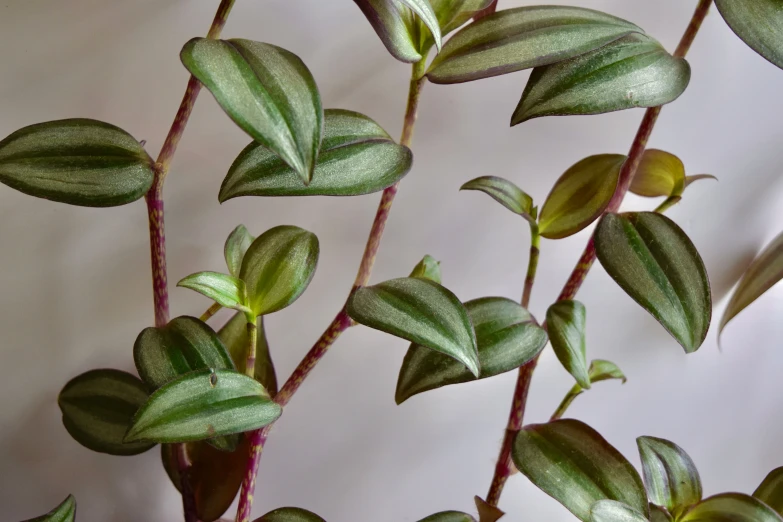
[474,1,498,21]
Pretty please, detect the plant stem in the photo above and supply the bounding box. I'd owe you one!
[245,317,258,378]
[483,0,712,507]
[474,1,498,21]
[199,302,223,322]
[521,222,540,309]
[233,60,427,522]
[549,384,583,422]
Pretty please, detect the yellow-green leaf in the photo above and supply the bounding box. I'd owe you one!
[680,493,783,522]
[631,149,686,198]
[409,254,442,283]
[754,467,783,516]
[177,271,250,313]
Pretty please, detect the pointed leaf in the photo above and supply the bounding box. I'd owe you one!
[178,272,250,313]
[513,419,648,522]
[240,225,319,316]
[0,119,153,207]
[225,225,255,278]
[720,231,783,336]
[591,500,648,522]
[354,0,423,63]
[754,467,783,516]
[418,0,495,53]
[715,0,783,70]
[23,495,76,522]
[396,297,547,403]
[400,0,443,52]
[181,38,322,183]
[347,277,480,377]
[221,109,411,200]
[684,174,717,190]
[512,34,690,123]
[630,149,686,198]
[418,513,477,522]
[595,212,712,353]
[255,507,327,522]
[410,254,442,283]
[539,154,625,239]
[58,369,155,456]
[125,369,281,444]
[220,311,277,395]
[680,493,783,522]
[426,6,642,84]
[461,176,534,217]
[637,436,702,514]
[547,300,590,389]
[475,496,505,522]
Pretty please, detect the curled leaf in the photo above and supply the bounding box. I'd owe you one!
[177,271,250,313]
[354,0,424,63]
[225,225,255,278]
[637,436,702,514]
[461,175,534,217]
[547,300,590,389]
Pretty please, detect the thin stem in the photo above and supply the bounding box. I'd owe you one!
[474,0,498,21]
[199,302,223,322]
[521,222,540,309]
[245,317,258,378]
[549,384,583,422]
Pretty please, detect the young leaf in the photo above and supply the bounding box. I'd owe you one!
[0,119,153,207]
[630,150,686,198]
[461,175,534,217]
[552,360,626,421]
[649,505,673,522]
[715,0,783,70]
[512,34,690,124]
[396,297,547,403]
[680,493,783,522]
[220,109,411,200]
[125,369,281,444]
[418,0,495,53]
[547,300,590,389]
[684,174,717,190]
[354,0,424,63]
[512,419,648,522]
[426,6,642,84]
[58,369,155,456]
[255,507,327,522]
[240,225,319,316]
[22,494,76,522]
[400,0,443,52]
[417,513,477,522]
[590,500,648,522]
[219,311,278,395]
[754,467,783,516]
[636,436,702,514]
[475,495,505,522]
[225,225,255,278]
[594,212,712,353]
[347,277,480,377]
[720,231,783,337]
[178,272,250,313]
[539,154,625,239]
[410,254,442,283]
[181,38,323,183]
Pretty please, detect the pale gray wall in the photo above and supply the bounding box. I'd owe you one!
[2,1,783,520]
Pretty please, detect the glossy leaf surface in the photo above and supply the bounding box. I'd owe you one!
[419,0,495,52]
[178,271,250,313]
[637,436,702,513]
[354,0,423,63]
[125,369,281,444]
[347,277,480,377]
[58,369,154,456]
[0,119,153,207]
[23,495,76,522]
[680,493,783,522]
[410,254,442,283]
[426,6,641,84]
[715,0,783,70]
[181,38,322,183]
[240,225,319,316]
[225,225,255,278]
[591,500,648,522]
[513,34,690,123]
[539,154,625,239]
[255,507,327,522]
[221,109,411,200]
[754,467,783,516]
[513,419,647,521]
[396,297,547,403]
[461,175,534,217]
[631,149,686,198]
[595,212,711,353]
[418,513,477,522]
[547,300,590,389]
[220,311,278,395]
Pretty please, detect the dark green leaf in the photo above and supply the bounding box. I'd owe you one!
[512,34,690,123]
[181,38,322,183]
[539,154,625,239]
[396,297,547,403]
[513,419,648,522]
[754,467,783,516]
[417,512,477,522]
[225,225,255,278]
[591,500,648,522]
[547,300,590,389]
[58,369,154,456]
[461,175,534,217]
[0,119,153,207]
[426,6,642,84]
[475,495,505,522]
[177,272,250,313]
[255,507,327,522]
[22,495,76,522]
[354,0,424,63]
[595,212,711,353]
[637,436,702,514]
[680,493,783,522]
[240,225,319,316]
[715,0,783,70]
[220,109,411,200]
[410,254,442,283]
[347,277,480,377]
[219,311,277,395]
[125,369,281,444]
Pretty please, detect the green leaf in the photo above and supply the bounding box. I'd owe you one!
[631,149,686,198]
[240,225,319,316]
[418,0,495,53]
[410,254,442,283]
[178,272,250,313]
[220,109,411,200]
[23,495,76,522]
[591,500,648,522]
[680,493,783,522]
[255,507,327,522]
[347,277,480,377]
[125,369,281,444]
[684,174,717,190]
[512,419,648,522]
[354,0,424,63]
[225,225,255,278]
[220,311,278,395]
[396,297,547,403]
[461,175,534,218]
[475,495,505,522]
[401,0,443,52]
[715,0,783,70]
[426,6,642,84]
[637,436,702,514]
[754,467,783,516]
[649,505,673,522]
[539,154,625,240]
[417,512,477,522]
[0,119,153,207]
[595,212,712,353]
[720,231,783,337]
[552,360,627,421]
[512,34,690,124]
[181,38,322,183]
[547,300,590,389]
[58,369,155,456]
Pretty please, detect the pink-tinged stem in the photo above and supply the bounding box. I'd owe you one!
[474,0,498,21]
[483,0,713,508]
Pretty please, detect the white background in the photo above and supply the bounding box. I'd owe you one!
[2,1,783,520]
